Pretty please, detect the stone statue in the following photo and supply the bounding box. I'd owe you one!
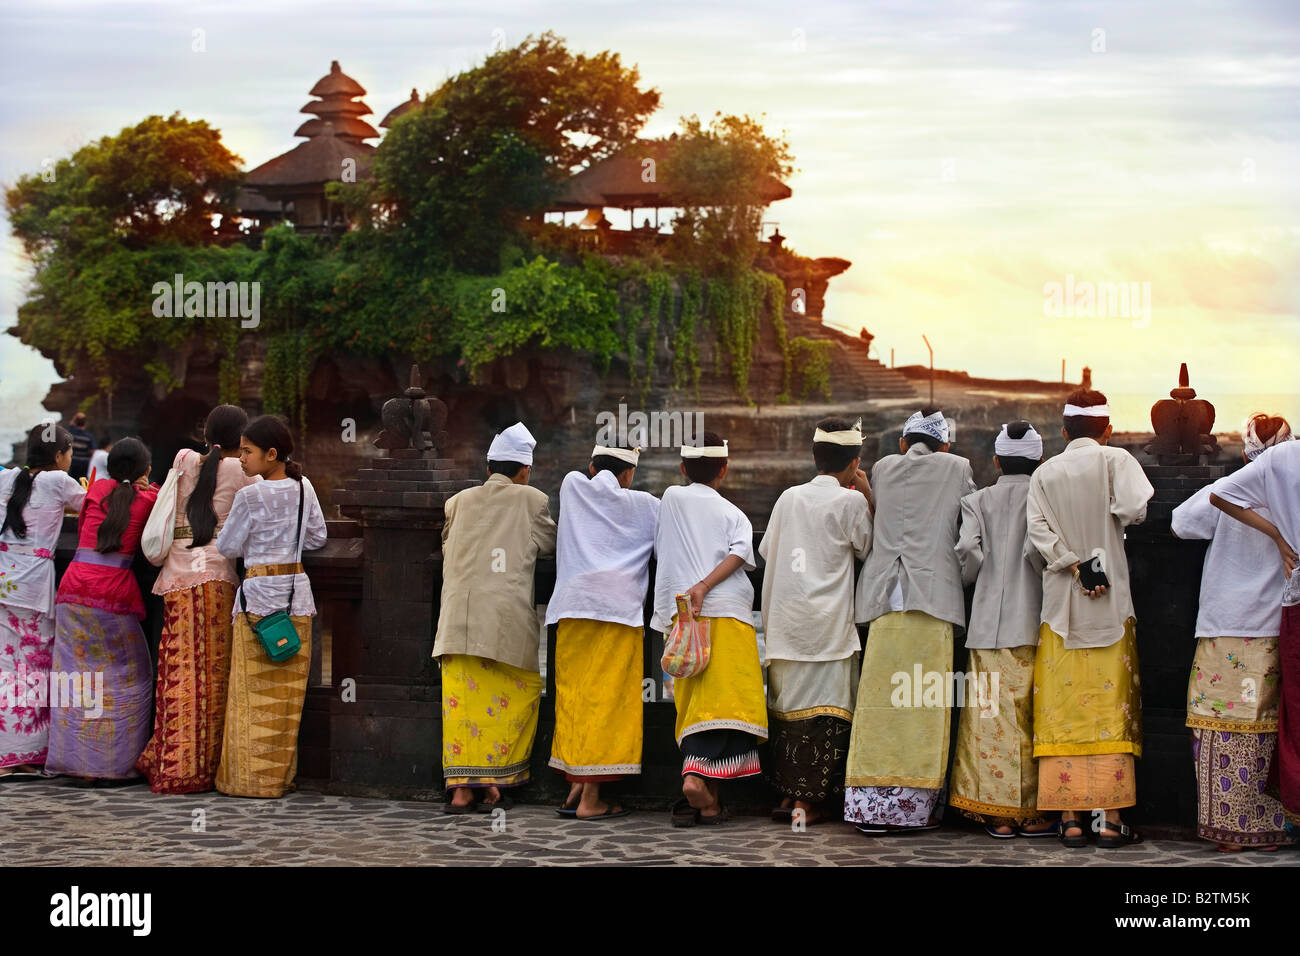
[374,364,449,454]
[1145,363,1219,464]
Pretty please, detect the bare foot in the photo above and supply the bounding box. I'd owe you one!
[449,786,475,807]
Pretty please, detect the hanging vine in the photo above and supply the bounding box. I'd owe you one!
[789,336,833,401]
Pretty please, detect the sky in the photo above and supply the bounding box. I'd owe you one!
[2,0,1297,449]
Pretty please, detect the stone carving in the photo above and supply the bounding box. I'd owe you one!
[1145,363,1220,464]
[374,364,449,454]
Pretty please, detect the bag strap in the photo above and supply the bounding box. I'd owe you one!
[239,478,306,625]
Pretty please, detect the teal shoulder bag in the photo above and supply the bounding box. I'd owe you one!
[239,479,305,663]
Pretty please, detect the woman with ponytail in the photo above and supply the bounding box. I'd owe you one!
[215,415,326,798]
[137,405,257,793]
[45,437,158,782]
[0,424,84,775]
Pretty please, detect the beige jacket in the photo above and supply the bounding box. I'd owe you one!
[1026,437,1153,648]
[432,473,558,672]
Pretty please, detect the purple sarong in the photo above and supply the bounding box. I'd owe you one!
[45,602,153,779]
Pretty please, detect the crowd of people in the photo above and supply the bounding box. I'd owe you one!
[435,389,1297,850]
[0,391,1295,854]
[0,408,326,798]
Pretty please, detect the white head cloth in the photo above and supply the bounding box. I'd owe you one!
[1242,416,1293,460]
[814,417,863,447]
[903,410,949,445]
[681,439,729,459]
[1063,403,1111,418]
[593,444,640,466]
[487,422,537,465]
[995,423,1043,459]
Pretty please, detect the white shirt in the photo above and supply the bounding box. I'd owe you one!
[0,469,85,615]
[545,469,660,627]
[955,474,1045,648]
[758,475,872,661]
[1026,438,1153,648]
[217,476,328,618]
[1172,483,1283,636]
[652,483,755,633]
[1210,441,1300,606]
[88,449,109,481]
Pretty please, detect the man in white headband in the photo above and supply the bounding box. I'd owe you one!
[545,438,659,820]
[846,407,976,834]
[652,430,767,825]
[1173,412,1295,850]
[760,417,873,824]
[950,421,1055,837]
[433,421,556,813]
[1209,424,1300,830]
[1025,388,1153,847]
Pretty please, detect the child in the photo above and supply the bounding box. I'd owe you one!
[759,417,873,825]
[0,424,85,776]
[950,421,1055,838]
[215,415,328,798]
[433,422,556,813]
[46,437,158,781]
[137,404,258,794]
[845,408,976,834]
[653,431,766,826]
[546,438,659,819]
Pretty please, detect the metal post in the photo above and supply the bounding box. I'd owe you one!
[1061,358,1065,383]
[922,334,934,406]
[890,347,894,369]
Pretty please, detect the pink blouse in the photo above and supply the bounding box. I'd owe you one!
[152,449,258,595]
[56,478,159,619]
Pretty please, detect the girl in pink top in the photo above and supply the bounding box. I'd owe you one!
[46,437,158,781]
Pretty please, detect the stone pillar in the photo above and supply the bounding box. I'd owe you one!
[1126,463,1227,830]
[328,447,476,796]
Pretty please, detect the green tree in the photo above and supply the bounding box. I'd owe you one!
[350,31,660,273]
[663,113,794,277]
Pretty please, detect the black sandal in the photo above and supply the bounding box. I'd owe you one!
[670,797,699,828]
[1060,818,1088,848]
[1097,821,1143,848]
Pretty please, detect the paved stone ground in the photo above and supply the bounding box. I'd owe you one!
[2,777,1296,866]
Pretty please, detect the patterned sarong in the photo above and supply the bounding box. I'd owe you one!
[215,611,311,798]
[842,610,952,826]
[765,656,856,803]
[1032,618,1142,758]
[549,618,643,780]
[137,581,236,793]
[441,654,543,788]
[0,604,55,768]
[949,645,1042,824]
[1277,604,1300,824]
[45,602,153,779]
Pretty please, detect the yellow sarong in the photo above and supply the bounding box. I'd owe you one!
[1032,618,1142,758]
[216,613,312,799]
[440,654,542,787]
[549,618,643,777]
[844,610,953,790]
[672,616,767,745]
[949,645,1041,823]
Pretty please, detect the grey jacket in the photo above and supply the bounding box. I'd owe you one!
[855,444,976,628]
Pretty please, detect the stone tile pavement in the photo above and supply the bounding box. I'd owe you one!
[2,777,1296,866]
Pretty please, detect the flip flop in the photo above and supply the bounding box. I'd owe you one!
[443,800,478,815]
[697,805,730,825]
[575,805,631,821]
[670,797,699,828]
[1019,821,1062,838]
[854,823,889,836]
[556,799,580,818]
[1059,819,1088,848]
[771,806,793,823]
[477,794,514,813]
[985,825,1019,839]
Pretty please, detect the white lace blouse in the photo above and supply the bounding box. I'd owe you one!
[216,477,328,618]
